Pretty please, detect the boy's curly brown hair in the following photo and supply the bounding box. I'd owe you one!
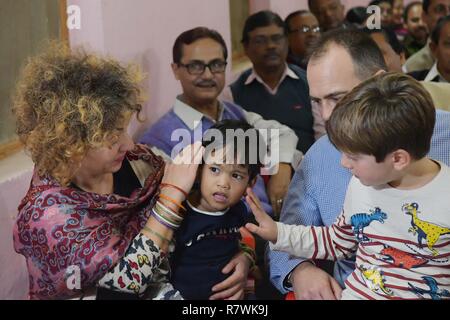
[12,42,144,186]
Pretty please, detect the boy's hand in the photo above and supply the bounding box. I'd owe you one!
[245,187,278,243]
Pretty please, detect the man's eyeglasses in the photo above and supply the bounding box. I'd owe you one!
[249,34,286,46]
[289,26,321,35]
[178,60,227,75]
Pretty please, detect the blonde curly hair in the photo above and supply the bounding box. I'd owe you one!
[13,43,144,186]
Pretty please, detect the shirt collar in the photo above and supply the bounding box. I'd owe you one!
[186,199,229,216]
[173,95,225,130]
[245,63,299,95]
[425,63,448,83]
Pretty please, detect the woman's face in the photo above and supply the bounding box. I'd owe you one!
[77,116,135,177]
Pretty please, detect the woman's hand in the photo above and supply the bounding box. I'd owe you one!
[245,187,278,243]
[161,141,204,201]
[209,251,251,300]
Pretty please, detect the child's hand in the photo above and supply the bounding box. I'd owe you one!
[245,187,278,243]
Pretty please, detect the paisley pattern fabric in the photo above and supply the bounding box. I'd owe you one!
[13,144,164,299]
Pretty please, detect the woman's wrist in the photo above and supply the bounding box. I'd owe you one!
[159,183,188,200]
[142,215,175,252]
[159,188,185,205]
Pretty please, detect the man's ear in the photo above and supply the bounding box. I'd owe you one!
[171,62,180,80]
[391,149,411,171]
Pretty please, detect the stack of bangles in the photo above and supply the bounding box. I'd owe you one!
[150,183,187,231]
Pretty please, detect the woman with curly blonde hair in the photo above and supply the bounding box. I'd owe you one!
[12,43,203,299]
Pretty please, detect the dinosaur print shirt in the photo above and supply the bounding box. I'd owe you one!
[271,161,450,300]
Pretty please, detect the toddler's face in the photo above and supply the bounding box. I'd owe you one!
[196,162,250,212]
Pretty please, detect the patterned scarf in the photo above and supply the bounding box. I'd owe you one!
[13,144,164,299]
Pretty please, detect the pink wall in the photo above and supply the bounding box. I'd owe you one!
[269,0,308,19]
[67,0,105,53]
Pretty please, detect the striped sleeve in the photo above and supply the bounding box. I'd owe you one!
[270,211,358,261]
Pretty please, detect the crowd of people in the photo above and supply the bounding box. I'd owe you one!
[11,0,450,300]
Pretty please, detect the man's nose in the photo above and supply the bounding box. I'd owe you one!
[266,38,278,49]
[201,65,214,78]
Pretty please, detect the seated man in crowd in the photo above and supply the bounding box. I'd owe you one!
[268,29,450,300]
[308,0,348,32]
[404,0,450,73]
[223,10,315,154]
[285,10,321,70]
[409,15,450,83]
[402,1,428,58]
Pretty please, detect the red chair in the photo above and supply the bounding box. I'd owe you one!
[285,291,296,300]
[239,227,257,299]
[239,226,255,249]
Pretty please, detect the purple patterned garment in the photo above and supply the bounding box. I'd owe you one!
[13,145,164,299]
